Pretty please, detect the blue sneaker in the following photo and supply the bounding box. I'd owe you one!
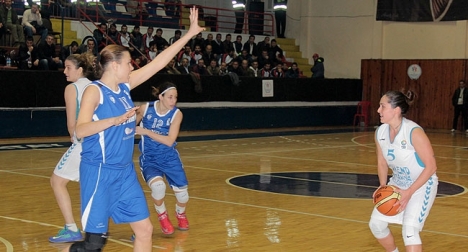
[49,226,83,243]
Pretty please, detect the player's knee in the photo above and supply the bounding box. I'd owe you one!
[173,186,189,204]
[69,232,107,252]
[150,179,166,200]
[402,225,421,246]
[369,218,390,239]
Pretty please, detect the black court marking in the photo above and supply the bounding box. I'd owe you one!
[0,128,364,151]
[229,172,464,198]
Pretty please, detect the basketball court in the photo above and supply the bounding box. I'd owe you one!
[0,127,467,251]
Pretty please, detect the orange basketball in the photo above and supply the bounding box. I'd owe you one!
[373,185,401,216]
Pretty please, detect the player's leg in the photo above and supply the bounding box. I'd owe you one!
[149,177,175,234]
[50,144,82,243]
[173,185,189,230]
[369,217,398,252]
[129,218,153,252]
[402,225,422,252]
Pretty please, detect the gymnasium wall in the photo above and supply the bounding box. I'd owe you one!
[0,70,362,138]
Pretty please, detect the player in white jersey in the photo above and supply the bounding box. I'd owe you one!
[369,91,438,252]
[63,7,204,252]
[136,82,189,235]
[49,53,94,243]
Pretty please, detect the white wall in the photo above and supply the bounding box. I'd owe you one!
[286,0,468,78]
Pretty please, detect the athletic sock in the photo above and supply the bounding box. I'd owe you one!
[155,202,167,214]
[175,204,186,214]
[66,223,79,232]
[391,248,399,252]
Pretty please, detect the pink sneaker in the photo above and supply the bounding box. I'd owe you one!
[176,212,189,231]
[158,211,174,235]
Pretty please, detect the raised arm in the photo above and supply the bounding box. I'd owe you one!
[128,7,205,89]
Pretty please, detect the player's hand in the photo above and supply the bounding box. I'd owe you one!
[393,187,411,213]
[114,106,139,125]
[187,7,205,37]
[135,126,147,136]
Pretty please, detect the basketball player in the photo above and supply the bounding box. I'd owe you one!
[62,7,204,252]
[49,53,94,243]
[135,82,190,235]
[369,91,438,252]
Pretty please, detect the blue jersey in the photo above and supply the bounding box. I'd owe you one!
[139,101,180,156]
[81,81,136,166]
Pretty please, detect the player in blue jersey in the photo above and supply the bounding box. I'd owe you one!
[63,7,204,252]
[135,82,189,235]
[49,53,94,243]
[369,91,438,252]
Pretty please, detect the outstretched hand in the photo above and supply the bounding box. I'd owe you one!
[187,7,205,37]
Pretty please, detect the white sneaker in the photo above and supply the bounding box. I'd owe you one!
[451,129,455,132]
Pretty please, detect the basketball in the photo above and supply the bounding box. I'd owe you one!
[373,185,401,216]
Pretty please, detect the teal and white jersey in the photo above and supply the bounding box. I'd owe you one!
[376,117,437,189]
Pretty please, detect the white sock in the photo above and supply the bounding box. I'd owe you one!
[175,204,186,214]
[155,202,167,214]
[391,248,399,252]
[66,223,78,232]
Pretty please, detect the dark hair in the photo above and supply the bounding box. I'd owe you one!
[95,45,129,79]
[175,30,181,35]
[384,90,414,115]
[121,24,127,28]
[237,35,242,39]
[156,28,163,33]
[66,53,96,79]
[151,82,177,97]
[26,36,34,42]
[70,41,79,47]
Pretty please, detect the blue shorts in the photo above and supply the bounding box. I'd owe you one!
[80,161,150,233]
[139,148,188,188]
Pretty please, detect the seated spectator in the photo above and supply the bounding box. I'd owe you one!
[256,36,270,53]
[222,34,234,54]
[212,33,224,59]
[268,39,283,60]
[206,59,219,76]
[243,35,258,58]
[38,34,63,70]
[106,24,119,44]
[219,49,236,66]
[118,24,131,49]
[191,59,207,75]
[286,62,301,78]
[260,62,272,78]
[219,62,228,76]
[147,41,158,62]
[17,36,39,70]
[127,0,149,21]
[247,60,261,77]
[192,45,203,63]
[257,49,271,69]
[239,59,249,76]
[130,25,143,57]
[202,44,215,66]
[177,58,191,74]
[165,0,181,17]
[271,62,285,77]
[177,45,195,66]
[233,35,243,55]
[22,3,48,42]
[191,32,204,51]
[81,37,97,56]
[154,28,169,52]
[1,0,24,45]
[160,57,181,74]
[203,33,216,55]
[93,23,107,52]
[142,26,154,53]
[238,49,253,65]
[228,61,242,76]
[132,57,144,69]
[272,52,286,67]
[61,41,81,61]
[168,29,181,45]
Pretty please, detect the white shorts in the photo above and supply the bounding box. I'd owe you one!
[370,177,438,230]
[53,142,82,182]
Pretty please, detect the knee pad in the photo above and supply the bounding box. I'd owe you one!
[369,218,390,239]
[173,186,189,204]
[150,179,166,200]
[402,225,421,246]
[69,232,107,252]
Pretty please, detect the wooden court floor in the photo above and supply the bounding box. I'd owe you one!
[1,128,468,251]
